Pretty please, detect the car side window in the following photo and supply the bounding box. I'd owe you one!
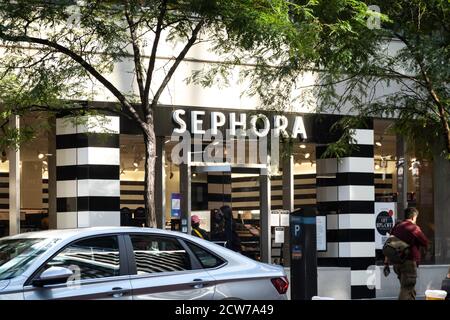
[42,236,120,280]
[130,235,191,274]
[185,241,225,269]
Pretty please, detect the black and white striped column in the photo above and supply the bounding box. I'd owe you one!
[56,116,120,228]
[316,127,375,299]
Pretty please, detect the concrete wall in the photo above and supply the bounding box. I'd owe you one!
[285,264,449,300]
[376,264,449,299]
[285,267,351,300]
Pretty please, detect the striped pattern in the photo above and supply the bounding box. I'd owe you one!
[0,173,8,210]
[56,116,120,228]
[316,128,376,299]
[207,172,231,210]
[135,251,190,274]
[231,174,317,211]
[120,180,146,210]
[375,173,394,200]
[56,250,120,280]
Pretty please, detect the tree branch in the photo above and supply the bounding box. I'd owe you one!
[144,0,168,110]
[150,19,204,114]
[394,32,450,154]
[0,32,146,129]
[125,3,146,105]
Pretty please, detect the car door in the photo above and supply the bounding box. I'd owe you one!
[125,233,215,300]
[23,234,132,300]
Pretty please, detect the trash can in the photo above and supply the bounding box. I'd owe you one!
[425,290,447,300]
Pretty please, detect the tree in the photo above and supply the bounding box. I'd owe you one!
[0,0,311,227]
[236,0,449,160]
[321,0,450,160]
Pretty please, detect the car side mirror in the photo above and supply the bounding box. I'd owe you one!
[32,266,74,287]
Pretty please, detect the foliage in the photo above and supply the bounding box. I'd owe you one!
[0,0,316,226]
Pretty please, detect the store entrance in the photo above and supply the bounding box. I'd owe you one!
[190,164,271,262]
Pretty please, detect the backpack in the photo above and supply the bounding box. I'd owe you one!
[382,235,410,264]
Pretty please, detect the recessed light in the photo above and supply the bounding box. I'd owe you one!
[300,144,306,149]
[304,153,310,159]
[375,164,380,170]
[38,153,45,159]
[375,141,382,147]
[133,162,139,167]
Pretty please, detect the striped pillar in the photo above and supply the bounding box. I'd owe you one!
[56,115,120,228]
[316,127,375,299]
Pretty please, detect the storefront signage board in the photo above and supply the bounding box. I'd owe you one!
[171,193,181,218]
[274,227,285,243]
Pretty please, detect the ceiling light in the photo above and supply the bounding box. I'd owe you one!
[192,173,197,177]
[304,153,310,159]
[375,141,382,147]
[134,167,139,172]
[42,161,48,166]
[300,144,306,149]
[38,153,45,159]
[375,164,380,170]
[133,162,139,167]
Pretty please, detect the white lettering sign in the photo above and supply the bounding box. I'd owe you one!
[171,110,307,139]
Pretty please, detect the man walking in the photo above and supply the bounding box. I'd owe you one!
[389,207,429,300]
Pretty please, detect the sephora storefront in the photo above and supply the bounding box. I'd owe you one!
[1,105,449,299]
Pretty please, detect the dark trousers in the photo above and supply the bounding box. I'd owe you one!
[393,260,417,300]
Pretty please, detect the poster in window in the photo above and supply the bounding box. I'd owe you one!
[375,202,397,249]
[316,215,327,252]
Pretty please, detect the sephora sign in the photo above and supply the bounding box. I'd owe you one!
[171,109,307,139]
[170,109,308,169]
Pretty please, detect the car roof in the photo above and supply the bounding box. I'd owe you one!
[1,226,175,241]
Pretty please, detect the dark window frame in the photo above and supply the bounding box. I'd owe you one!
[124,233,202,276]
[180,239,227,270]
[24,234,129,287]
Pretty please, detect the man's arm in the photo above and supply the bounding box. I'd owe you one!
[413,226,429,247]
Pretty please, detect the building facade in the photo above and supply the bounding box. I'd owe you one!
[1,37,449,300]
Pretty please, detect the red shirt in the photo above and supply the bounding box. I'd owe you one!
[391,220,429,264]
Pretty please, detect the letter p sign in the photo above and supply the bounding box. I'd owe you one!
[294,224,301,238]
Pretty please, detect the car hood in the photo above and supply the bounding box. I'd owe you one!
[0,280,10,291]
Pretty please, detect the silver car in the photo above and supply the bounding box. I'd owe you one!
[0,227,288,300]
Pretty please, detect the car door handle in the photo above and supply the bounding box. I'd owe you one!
[190,279,208,289]
[108,287,129,298]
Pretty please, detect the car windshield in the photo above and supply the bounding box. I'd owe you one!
[0,238,59,280]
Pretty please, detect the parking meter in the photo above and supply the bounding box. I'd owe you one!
[290,207,318,300]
